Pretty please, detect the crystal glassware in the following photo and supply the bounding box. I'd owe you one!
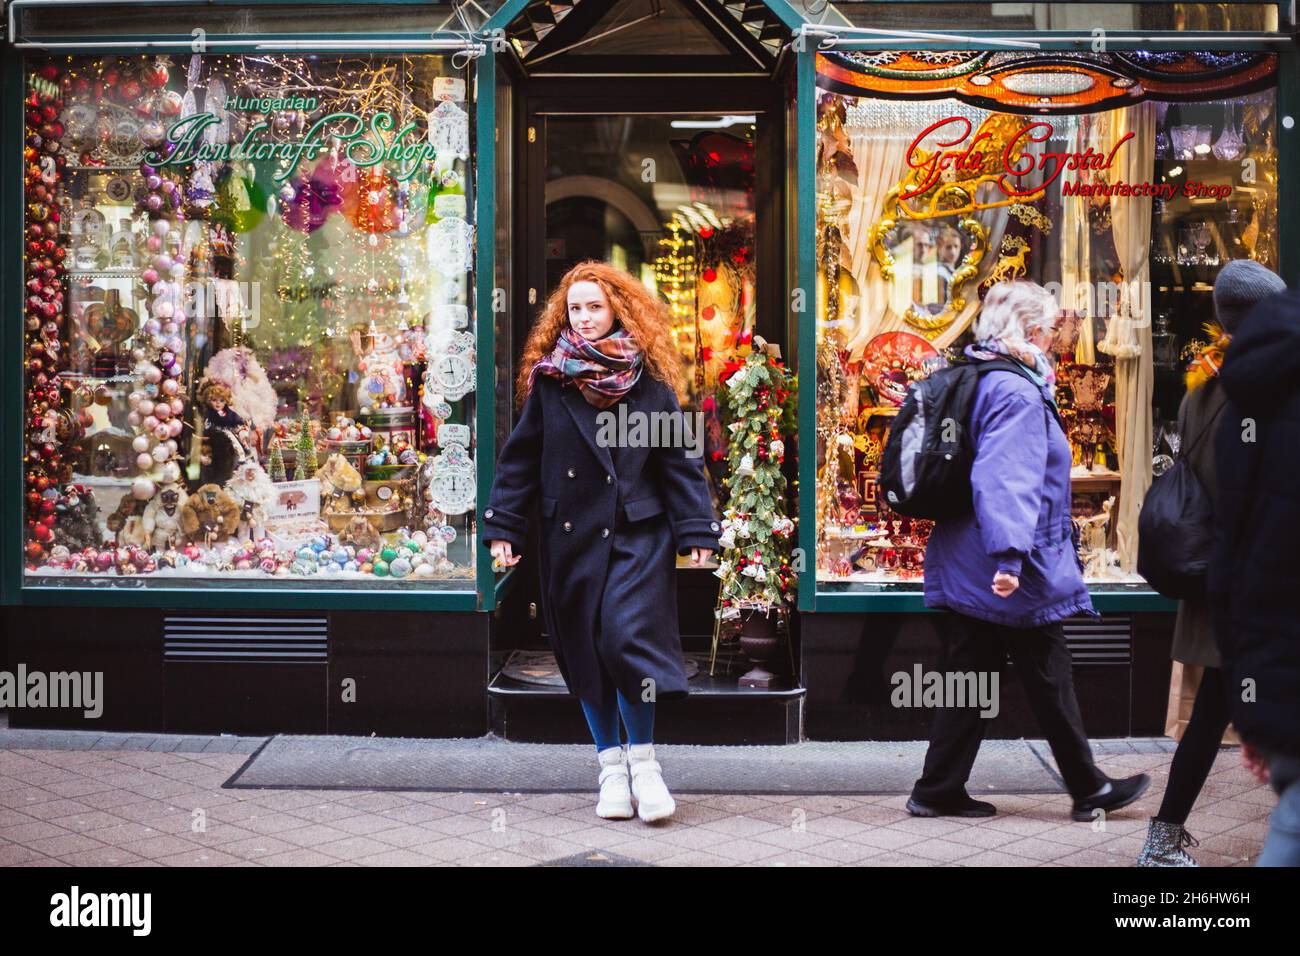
[1212,102,1247,161]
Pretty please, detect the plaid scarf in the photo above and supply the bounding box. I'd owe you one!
[529,324,644,409]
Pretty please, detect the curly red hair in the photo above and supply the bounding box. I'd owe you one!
[514,260,684,409]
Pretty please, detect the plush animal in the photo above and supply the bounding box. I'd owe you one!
[106,490,151,549]
[340,514,381,551]
[224,456,275,542]
[142,483,188,552]
[52,484,103,551]
[319,452,366,512]
[181,483,242,547]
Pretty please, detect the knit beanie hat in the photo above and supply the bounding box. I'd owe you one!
[1213,260,1287,333]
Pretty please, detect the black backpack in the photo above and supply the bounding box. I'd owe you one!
[1136,401,1226,600]
[879,359,1060,520]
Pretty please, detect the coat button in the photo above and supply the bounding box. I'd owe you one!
[605,474,613,484]
[567,468,576,478]
[710,521,720,531]
[485,509,494,519]
[601,528,610,538]
[563,521,573,532]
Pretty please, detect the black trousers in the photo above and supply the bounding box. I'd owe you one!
[1156,665,1229,825]
[911,612,1106,804]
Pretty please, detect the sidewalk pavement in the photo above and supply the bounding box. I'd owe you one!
[0,723,1271,867]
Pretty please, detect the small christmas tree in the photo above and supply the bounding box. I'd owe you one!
[712,336,797,679]
[268,441,286,482]
[293,406,318,480]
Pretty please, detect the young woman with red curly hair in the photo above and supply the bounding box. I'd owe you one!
[484,261,720,823]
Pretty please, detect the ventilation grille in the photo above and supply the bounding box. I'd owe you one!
[1062,615,1133,665]
[164,615,328,664]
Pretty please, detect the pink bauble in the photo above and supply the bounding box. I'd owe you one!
[143,318,161,335]
[168,418,184,438]
[132,435,151,454]
[142,268,159,285]
[154,255,172,272]
[165,336,183,353]
[161,461,181,483]
[161,378,179,395]
[127,391,143,409]
[136,452,154,470]
[155,301,174,319]
[152,422,171,440]
[146,235,161,252]
[153,219,170,238]
[142,415,158,432]
[144,365,162,384]
[127,411,141,427]
[164,439,178,454]
[151,445,170,463]
[154,403,172,420]
[138,399,155,416]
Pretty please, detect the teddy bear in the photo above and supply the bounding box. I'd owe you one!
[318,453,364,514]
[52,484,103,551]
[181,483,242,547]
[142,482,188,552]
[339,514,381,551]
[106,490,151,549]
[224,456,275,542]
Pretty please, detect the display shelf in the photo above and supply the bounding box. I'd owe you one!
[1070,471,1123,493]
[66,268,140,278]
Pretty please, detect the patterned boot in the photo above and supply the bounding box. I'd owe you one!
[1137,817,1200,866]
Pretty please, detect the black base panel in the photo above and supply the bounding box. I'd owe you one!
[5,605,164,731]
[801,611,1175,741]
[3,606,490,738]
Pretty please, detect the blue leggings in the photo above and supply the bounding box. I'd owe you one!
[580,686,655,751]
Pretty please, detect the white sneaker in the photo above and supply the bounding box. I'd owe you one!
[627,743,676,823]
[595,746,633,820]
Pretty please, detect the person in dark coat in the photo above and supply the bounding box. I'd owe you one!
[910,280,1149,821]
[484,261,720,823]
[1139,260,1286,866]
[1211,283,1300,866]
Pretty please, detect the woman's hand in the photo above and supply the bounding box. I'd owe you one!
[489,540,521,568]
[992,571,1019,598]
[1241,742,1271,785]
[689,548,714,567]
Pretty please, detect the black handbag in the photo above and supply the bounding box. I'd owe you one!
[1137,402,1225,599]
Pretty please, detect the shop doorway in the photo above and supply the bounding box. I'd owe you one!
[488,1,804,737]
[517,89,786,506]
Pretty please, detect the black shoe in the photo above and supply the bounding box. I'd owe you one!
[1071,773,1151,822]
[906,795,997,818]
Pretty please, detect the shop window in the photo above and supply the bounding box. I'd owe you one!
[813,52,1278,589]
[23,54,478,589]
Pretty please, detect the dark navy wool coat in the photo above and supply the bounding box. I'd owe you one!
[482,371,721,707]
